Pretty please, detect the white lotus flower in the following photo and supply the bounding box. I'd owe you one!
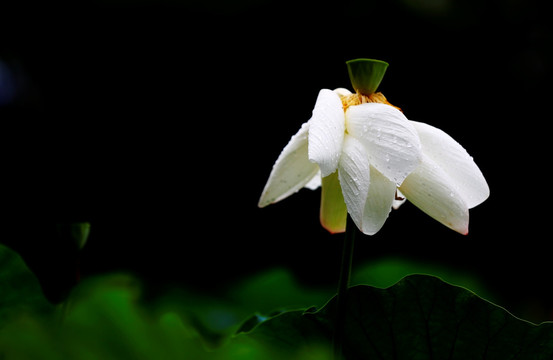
[258,88,489,235]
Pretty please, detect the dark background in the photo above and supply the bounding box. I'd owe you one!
[1,0,552,320]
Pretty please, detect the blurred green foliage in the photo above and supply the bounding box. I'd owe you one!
[0,245,55,329]
[1,243,551,359]
[0,243,332,359]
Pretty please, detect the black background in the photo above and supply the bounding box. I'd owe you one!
[1,0,552,320]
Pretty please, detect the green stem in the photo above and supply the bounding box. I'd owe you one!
[333,215,356,360]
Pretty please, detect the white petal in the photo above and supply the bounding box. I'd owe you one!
[258,122,319,207]
[361,166,396,235]
[338,136,396,235]
[308,89,345,177]
[410,121,489,208]
[304,170,321,190]
[337,135,371,230]
[361,167,397,235]
[399,154,469,234]
[346,103,421,185]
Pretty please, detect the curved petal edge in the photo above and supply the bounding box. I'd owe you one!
[346,103,422,185]
[258,122,320,207]
[308,89,345,177]
[399,155,470,235]
[410,120,489,208]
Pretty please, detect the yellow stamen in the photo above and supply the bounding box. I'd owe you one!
[339,92,402,113]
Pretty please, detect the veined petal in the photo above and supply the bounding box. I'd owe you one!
[320,171,347,234]
[337,135,371,231]
[360,167,397,235]
[346,103,422,185]
[410,121,489,208]
[337,136,396,235]
[308,89,345,177]
[399,154,469,234]
[258,122,319,207]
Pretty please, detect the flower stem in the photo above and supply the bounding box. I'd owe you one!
[333,214,356,360]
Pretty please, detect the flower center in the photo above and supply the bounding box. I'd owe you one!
[339,92,402,113]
